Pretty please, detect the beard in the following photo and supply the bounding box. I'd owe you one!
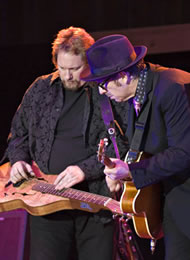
[62,79,83,91]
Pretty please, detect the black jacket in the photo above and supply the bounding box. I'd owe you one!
[128,63,190,236]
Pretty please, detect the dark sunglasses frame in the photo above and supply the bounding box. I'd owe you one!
[98,78,110,91]
[97,72,126,91]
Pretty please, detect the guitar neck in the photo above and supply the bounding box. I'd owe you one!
[98,139,116,169]
[32,181,122,215]
[102,155,116,169]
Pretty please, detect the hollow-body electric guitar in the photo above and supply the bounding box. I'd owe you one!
[0,162,123,217]
[97,139,163,240]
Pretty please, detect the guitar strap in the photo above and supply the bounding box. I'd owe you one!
[99,82,156,161]
[127,71,158,162]
[99,93,120,159]
[99,71,158,159]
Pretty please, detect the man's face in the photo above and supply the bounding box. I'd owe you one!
[98,75,137,102]
[57,49,86,91]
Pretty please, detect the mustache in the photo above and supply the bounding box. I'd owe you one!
[62,80,82,91]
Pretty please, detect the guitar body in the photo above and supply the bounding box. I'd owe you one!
[0,162,122,216]
[0,162,76,215]
[120,151,164,240]
[120,181,163,239]
[97,139,163,240]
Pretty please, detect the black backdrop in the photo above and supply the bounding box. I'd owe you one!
[1,1,190,259]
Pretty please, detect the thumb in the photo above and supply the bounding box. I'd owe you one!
[25,163,35,177]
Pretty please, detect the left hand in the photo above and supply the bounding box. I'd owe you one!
[54,165,85,190]
[104,158,132,181]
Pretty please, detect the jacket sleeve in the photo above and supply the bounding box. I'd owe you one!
[6,82,36,165]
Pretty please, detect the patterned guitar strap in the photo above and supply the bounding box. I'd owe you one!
[99,93,144,260]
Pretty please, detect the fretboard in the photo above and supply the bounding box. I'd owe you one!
[32,181,122,215]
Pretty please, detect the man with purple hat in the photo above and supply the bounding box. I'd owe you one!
[81,34,190,259]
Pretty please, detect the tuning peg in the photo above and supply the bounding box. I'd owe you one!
[103,138,109,146]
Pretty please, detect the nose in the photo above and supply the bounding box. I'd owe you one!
[65,69,73,80]
[98,87,107,95]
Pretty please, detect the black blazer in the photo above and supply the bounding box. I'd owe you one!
[128,63,190,236]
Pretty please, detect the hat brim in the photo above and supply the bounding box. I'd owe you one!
[81,46,147,81]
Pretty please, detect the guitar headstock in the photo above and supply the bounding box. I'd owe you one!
[97,139,107,163]
[97,139,115,168]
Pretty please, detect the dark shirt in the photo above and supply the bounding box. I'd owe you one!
[48,87,89,174]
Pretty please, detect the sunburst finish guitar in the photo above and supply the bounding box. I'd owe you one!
[0,162,123,217]
[97,139,164,240]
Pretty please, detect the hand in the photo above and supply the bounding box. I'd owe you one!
[10,161,35,184]
[104,158,132,181]
[105,176,121,192]
[54,165,85,190]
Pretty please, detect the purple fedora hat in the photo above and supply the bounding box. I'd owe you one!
[81,34,147,81]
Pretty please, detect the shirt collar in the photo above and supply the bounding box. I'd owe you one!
[50,70,60,86]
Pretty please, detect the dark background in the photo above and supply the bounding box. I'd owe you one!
[1,0,190,157]
[1,1,190,259]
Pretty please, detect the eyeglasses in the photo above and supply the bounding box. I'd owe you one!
[98,72,126,91]
[98,79,109,91]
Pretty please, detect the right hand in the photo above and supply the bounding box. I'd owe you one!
[10,161,35,184]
